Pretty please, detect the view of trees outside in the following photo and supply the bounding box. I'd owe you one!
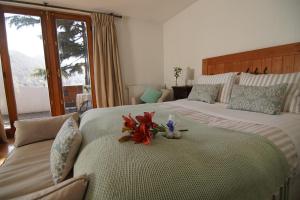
[5,13,90,87]
[5,14,47,87]
[56,19,90,87]
[4,13,51,118]
[1,13,91,118]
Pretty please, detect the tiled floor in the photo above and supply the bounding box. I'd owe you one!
[0,139,15,166]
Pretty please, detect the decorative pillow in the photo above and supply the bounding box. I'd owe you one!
[14,112,79,147]
[188,84,220,104]
[197,73,236,103]
[239,72,300,113]
[50,117,82,184]
[157,89,171,103]
[228,84,288,115]
[140,88,162,103]
[17,175,88,200]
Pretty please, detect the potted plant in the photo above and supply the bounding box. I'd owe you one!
[173,67,183,86]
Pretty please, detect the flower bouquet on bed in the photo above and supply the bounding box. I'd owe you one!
[119,112,166,145]
[119,112,184,145]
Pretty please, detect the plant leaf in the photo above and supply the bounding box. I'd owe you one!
[118,135,132,143]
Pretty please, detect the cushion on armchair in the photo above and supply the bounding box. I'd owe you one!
[157,89,171,103]
[140,88,162,103]
[14,112,79,147]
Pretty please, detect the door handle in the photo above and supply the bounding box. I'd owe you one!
[57,69,61,78]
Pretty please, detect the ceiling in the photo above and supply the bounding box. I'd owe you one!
[21,0,198,23]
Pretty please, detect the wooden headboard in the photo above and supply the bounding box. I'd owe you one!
[202,42,300,75]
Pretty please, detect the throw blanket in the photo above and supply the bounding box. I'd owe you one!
[161,102,298,173]
[74,104,290,200]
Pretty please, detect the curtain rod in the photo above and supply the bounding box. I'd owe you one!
[0,0,123,18]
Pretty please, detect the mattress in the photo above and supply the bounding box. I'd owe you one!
[75,101,299,200]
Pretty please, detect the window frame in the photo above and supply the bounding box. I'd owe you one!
[49,11,96,114]
[0,4,96,135]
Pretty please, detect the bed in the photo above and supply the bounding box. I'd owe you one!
[74,43,300,200]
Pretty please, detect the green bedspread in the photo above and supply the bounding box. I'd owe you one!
[74,104,289,200]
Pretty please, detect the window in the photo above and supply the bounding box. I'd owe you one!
[0,5,95,133]
[0,58,10,129]
[4,13,51,120]
[56,18,92,113]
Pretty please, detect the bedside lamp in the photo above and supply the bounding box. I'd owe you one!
[185,67,195,86]
[186,80,194,86]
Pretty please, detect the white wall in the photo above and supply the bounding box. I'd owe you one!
[116,17,164,103]
[163,0,300,88]
[14,87,51,114]
[0,86,50,115]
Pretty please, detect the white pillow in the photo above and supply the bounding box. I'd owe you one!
[239,72,300,113]
[197,72,236,103]
[50,117,82,184]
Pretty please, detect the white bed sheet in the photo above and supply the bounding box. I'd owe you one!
[168,99,300,172]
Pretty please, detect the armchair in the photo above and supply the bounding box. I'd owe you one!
[131,88,171,105]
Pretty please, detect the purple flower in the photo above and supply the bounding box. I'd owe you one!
[167,120,175,132]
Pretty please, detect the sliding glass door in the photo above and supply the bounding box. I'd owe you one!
[4,13,51,120]
[0,5,94,134]
[55,18,93,113]
[0,58,10,129]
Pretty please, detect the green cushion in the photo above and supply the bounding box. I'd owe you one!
[140,88,162,103]
[228,84,288,115]
[188,84,221,104]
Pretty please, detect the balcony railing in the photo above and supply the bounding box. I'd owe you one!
[1,85,92,127]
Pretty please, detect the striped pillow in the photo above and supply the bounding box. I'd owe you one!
[197,73,236,103]
[239,72,300,113]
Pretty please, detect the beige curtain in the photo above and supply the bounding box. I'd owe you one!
[92,13,124,107]
[0,110,7,143]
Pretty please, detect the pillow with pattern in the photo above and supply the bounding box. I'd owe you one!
[50,117,82,184]
[188,84,220,104]
[197,73,236,103]
[239,72,300,113]
[228,84,288,115]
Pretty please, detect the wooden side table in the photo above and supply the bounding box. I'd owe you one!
[172,86,193,100]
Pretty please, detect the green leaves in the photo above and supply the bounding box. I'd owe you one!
[31,68,47,80]
[173,67,183,78]
[7,15,90,85]
[151,124,167,135]
[6,15,40,29]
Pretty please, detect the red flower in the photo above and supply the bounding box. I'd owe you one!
[136,112,157,129]
[132,123,153,145]
[122,114,137,132]
[119,112,163,145]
